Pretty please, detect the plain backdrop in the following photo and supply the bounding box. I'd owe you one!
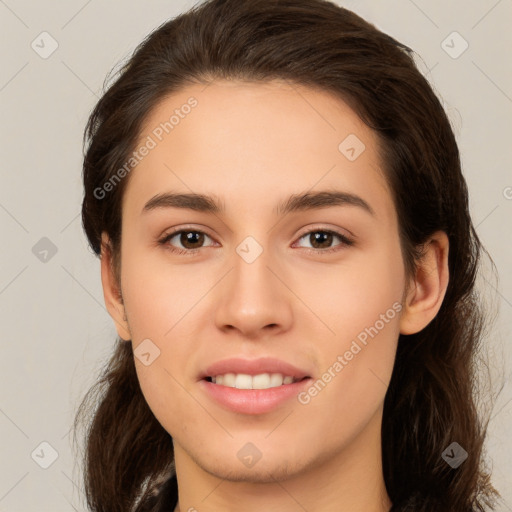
[0,0,511,510]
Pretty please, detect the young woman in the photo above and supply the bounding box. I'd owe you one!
[74,0,501,510]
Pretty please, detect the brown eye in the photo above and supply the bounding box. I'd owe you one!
[309,231,334,249]
[179,231,206,249]
[295,229,354,253]
[159,229,215,254]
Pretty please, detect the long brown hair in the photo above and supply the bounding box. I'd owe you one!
[74,0,501,510]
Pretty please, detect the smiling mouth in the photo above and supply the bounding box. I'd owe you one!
[204,373,310,390]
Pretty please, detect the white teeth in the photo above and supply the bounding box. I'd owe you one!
[235,374,253,389]
[210,372,297,390]
[223,373,236,387]
[269,373,283,387]
[252,373,271,389]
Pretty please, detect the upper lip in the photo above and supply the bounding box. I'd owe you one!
[200,357,312,380]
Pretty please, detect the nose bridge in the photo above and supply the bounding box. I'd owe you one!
[214,234,292,334]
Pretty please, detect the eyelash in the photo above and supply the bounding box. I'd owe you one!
[157,226,354,256]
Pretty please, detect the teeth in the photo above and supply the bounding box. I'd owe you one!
[253,373,271,389]
[223,373,236,387]
[235,374,253,389]
[210,373,297,390]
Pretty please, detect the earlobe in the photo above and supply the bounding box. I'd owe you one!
[100,232,131,341]
[399,231,450,335]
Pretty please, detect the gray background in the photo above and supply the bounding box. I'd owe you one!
[0,0,511,510]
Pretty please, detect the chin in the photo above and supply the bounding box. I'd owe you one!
[199,457,304,484]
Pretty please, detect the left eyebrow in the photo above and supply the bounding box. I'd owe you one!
[276,190,375,217]
[142,190,375,217]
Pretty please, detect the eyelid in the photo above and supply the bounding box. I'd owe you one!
[159,224,216,240]
[294,223,355,240]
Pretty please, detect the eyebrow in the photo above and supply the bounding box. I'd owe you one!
[142,190,375,217]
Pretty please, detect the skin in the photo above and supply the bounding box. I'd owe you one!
[100,79,449,512]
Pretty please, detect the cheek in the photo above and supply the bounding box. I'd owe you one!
[299,237,405,346]
[299,242,404,415]
[297,301,401,443]
[120,251,210,430]
[119,248,209,340]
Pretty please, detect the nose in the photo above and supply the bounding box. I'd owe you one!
[213,242,293,340]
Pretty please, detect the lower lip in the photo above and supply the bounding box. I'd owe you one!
[200,378,312,415]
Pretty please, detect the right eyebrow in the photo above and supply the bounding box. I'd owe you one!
[142,192,223,214]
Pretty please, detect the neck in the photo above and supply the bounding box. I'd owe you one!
[172,407,391,512]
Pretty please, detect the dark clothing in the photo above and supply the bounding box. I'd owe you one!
[136,474,178,512]
[155,475,178,512]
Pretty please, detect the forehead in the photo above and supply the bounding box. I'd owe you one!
[124,79,395,224]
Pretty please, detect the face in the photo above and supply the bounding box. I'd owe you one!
[107,79,409,482]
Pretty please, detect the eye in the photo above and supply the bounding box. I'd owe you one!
[293,228,354,254]
[158,228,216,255]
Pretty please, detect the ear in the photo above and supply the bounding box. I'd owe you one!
[399,230,450,335]
[100,232,131,341]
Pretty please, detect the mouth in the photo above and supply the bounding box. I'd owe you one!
[204,373,310,390]
[198,357,313,414]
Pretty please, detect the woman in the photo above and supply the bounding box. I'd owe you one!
[74,0,501,510]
